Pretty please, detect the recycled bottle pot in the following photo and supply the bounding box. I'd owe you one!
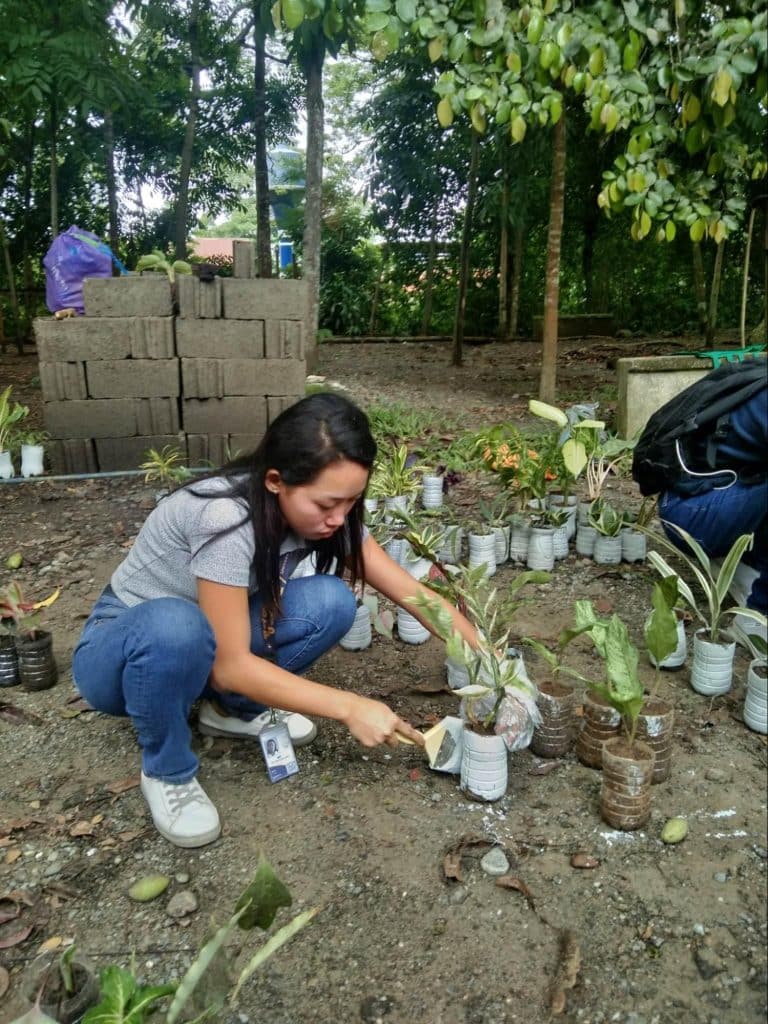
[445,656,470,690]
[0,450,13,480]
[550,494,578,538]
[384,494,409,516]
[552,524,569,561]
[20,443,45,478]
[575,525,597,557]
[577,500,594,527]
[599,737,655,831]
[636,698,674,783]
[460,727,508,802]
[744,659,767,734]
[493,525,511,565]
[339,604,372,651]
[690,631,735,696]
[18,631,58,692]
[0,635,20,687]
[508,519,530,563]
[384,536,407,565]
[576,691,622,768]
[439,525,464,565]
[530,680,577,758]
[363,497,379,515]
[593,535,622,565]
[620,528,647,563]
[396,607,430,645]
[468,532,497,576]
[421,475,444,509]
[401,554,432,582]
[648,613,687,670]
[22,954,100,1024]
[526,527,554,571]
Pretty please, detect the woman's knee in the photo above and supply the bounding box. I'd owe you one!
[128,598,216,662]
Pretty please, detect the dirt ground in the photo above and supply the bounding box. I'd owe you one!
[0,338,766,1024]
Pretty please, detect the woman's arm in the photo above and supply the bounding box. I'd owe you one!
[360,534,479,648]
[197,578,423,748]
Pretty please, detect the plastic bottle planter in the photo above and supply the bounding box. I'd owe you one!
[599,738,655,831]
[552,524,569,561]
[620,528,647,563]
[577,501,594,527]
[576,692,622,768]
[396,607,430,645]
[439,525,464,565]
[690,631,735,696]
[744,660,767,734]
[17,631,58,691]
[363,497,379,515]
[384,494,409,516]
[402,555,432,582]
[575,525,597,558]
[468,533,497,577]
[636,698,674,783]
[421,475,444,509]
[0,635,21,687]
[648,614,687,670]
[0,450,13,480]
[460,727,508,802]
[445,657,470,690]
[508,520,530,563]
[339,604,373,652]
[530,681,577,758]
[550,494,578,539]
[385,536,407,565]
[492,525,511,565]
[22,952,100,1024]
[593,535,622,565]
[526,527,554,571]
[20,444,45,478]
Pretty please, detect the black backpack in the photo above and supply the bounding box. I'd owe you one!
[632,359,767,496]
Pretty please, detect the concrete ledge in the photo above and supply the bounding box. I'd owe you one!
[616,355,714,438]
[533,313,615,342]
[83,277,173,317]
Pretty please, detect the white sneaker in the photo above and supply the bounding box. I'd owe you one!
[198,700,317,747]
[140,772,221,848]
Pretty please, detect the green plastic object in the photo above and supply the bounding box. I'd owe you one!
[679,344,767,365]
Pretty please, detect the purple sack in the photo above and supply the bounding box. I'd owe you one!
[43,226,115,314]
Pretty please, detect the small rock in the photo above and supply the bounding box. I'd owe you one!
[449,885,469,905]
[705,767,730,783]
[571,852,600,870]
[166,889,198,918]
[175,871,190,884]
[713,871,729,883]
[480,847,510,877]
[695,947,724,980]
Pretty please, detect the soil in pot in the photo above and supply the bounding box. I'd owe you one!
[600,737,655,831]
[636,698,674,784]
[0,634,21,686]
[576,692,622,768]
[530,680,577,758]
[17,630,59,691]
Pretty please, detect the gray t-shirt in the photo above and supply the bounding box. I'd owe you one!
[111,478,311,607]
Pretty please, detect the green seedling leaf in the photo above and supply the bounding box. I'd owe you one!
[60,942,76,994]
[523,637,558,670]
[573,600,609,658]
[562,437,587,478]
[82,965,175,1023]
[235,857,292,931]
[645,578,679,665]
[166,909,246,1024]
[128,874,169,902]
[528,399,568,428]
[230,907,319,1005]
[661,817,688,844]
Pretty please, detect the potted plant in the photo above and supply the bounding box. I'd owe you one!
[373,443,425,512]
[744,652,767,734]
[647,526,767,696]
[588,501,624,565]
[135,249,192,282]
[639,576,681,783]
[467,518,497,577]
[0,581,60,691]
[620,496,657,563]
[339,593,394,652]
[139,444,191,502]
[421,469,445,509]
[20,945,100,1024]
[479,492,513,565]
[15,428,50,479]
[0,385,29,480]
[523,623,593,758]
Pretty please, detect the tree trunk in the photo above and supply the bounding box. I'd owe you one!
[705,240,725,347]
[0,220,21,353]
[21,122,36,341]
[582,205,599,310]
[509,224,523,338]
[497,148,510,340]
[104,109,120,264]
[539,109,566,403]
[253,11,272,277]
[302,44,325,351]
[451,131,481,368]
[49,95,59,240]
[692,241,708,337]
[174,0,201,262]
[369,248,384,333]
[740,207,756,346]
[421,195,438,335]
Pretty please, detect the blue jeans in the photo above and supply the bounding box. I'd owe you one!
[72,576,356,783]
[659,479,768,612]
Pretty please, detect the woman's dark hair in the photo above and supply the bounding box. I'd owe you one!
[188,392,377,619]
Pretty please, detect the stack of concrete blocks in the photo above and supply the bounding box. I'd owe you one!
[36,244,308,474]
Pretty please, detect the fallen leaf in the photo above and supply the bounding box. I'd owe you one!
[105,775,140,795]
[69,821,96,837]
[0,703,44,726]
[4,849,21,865]
[0,965,9,999]
[0,925,33,949]
[529,760,563,776]
[29,800,40,810]
[0,898,20,925]
[38,935,65,952]
[116,829,144,844]
[442,834,495,883]
[495,875,536,910]
[549,929,581,1015]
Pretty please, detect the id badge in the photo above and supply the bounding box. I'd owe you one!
[259,722,299,783]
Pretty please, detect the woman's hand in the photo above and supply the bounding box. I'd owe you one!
[341,694,425,749]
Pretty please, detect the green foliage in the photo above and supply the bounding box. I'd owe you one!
[139,445,190,487]
[135,251,191,282]
[645,575,680,696]
[0,581,59,639]
[588,500,624,537]
[0,386,29,453]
